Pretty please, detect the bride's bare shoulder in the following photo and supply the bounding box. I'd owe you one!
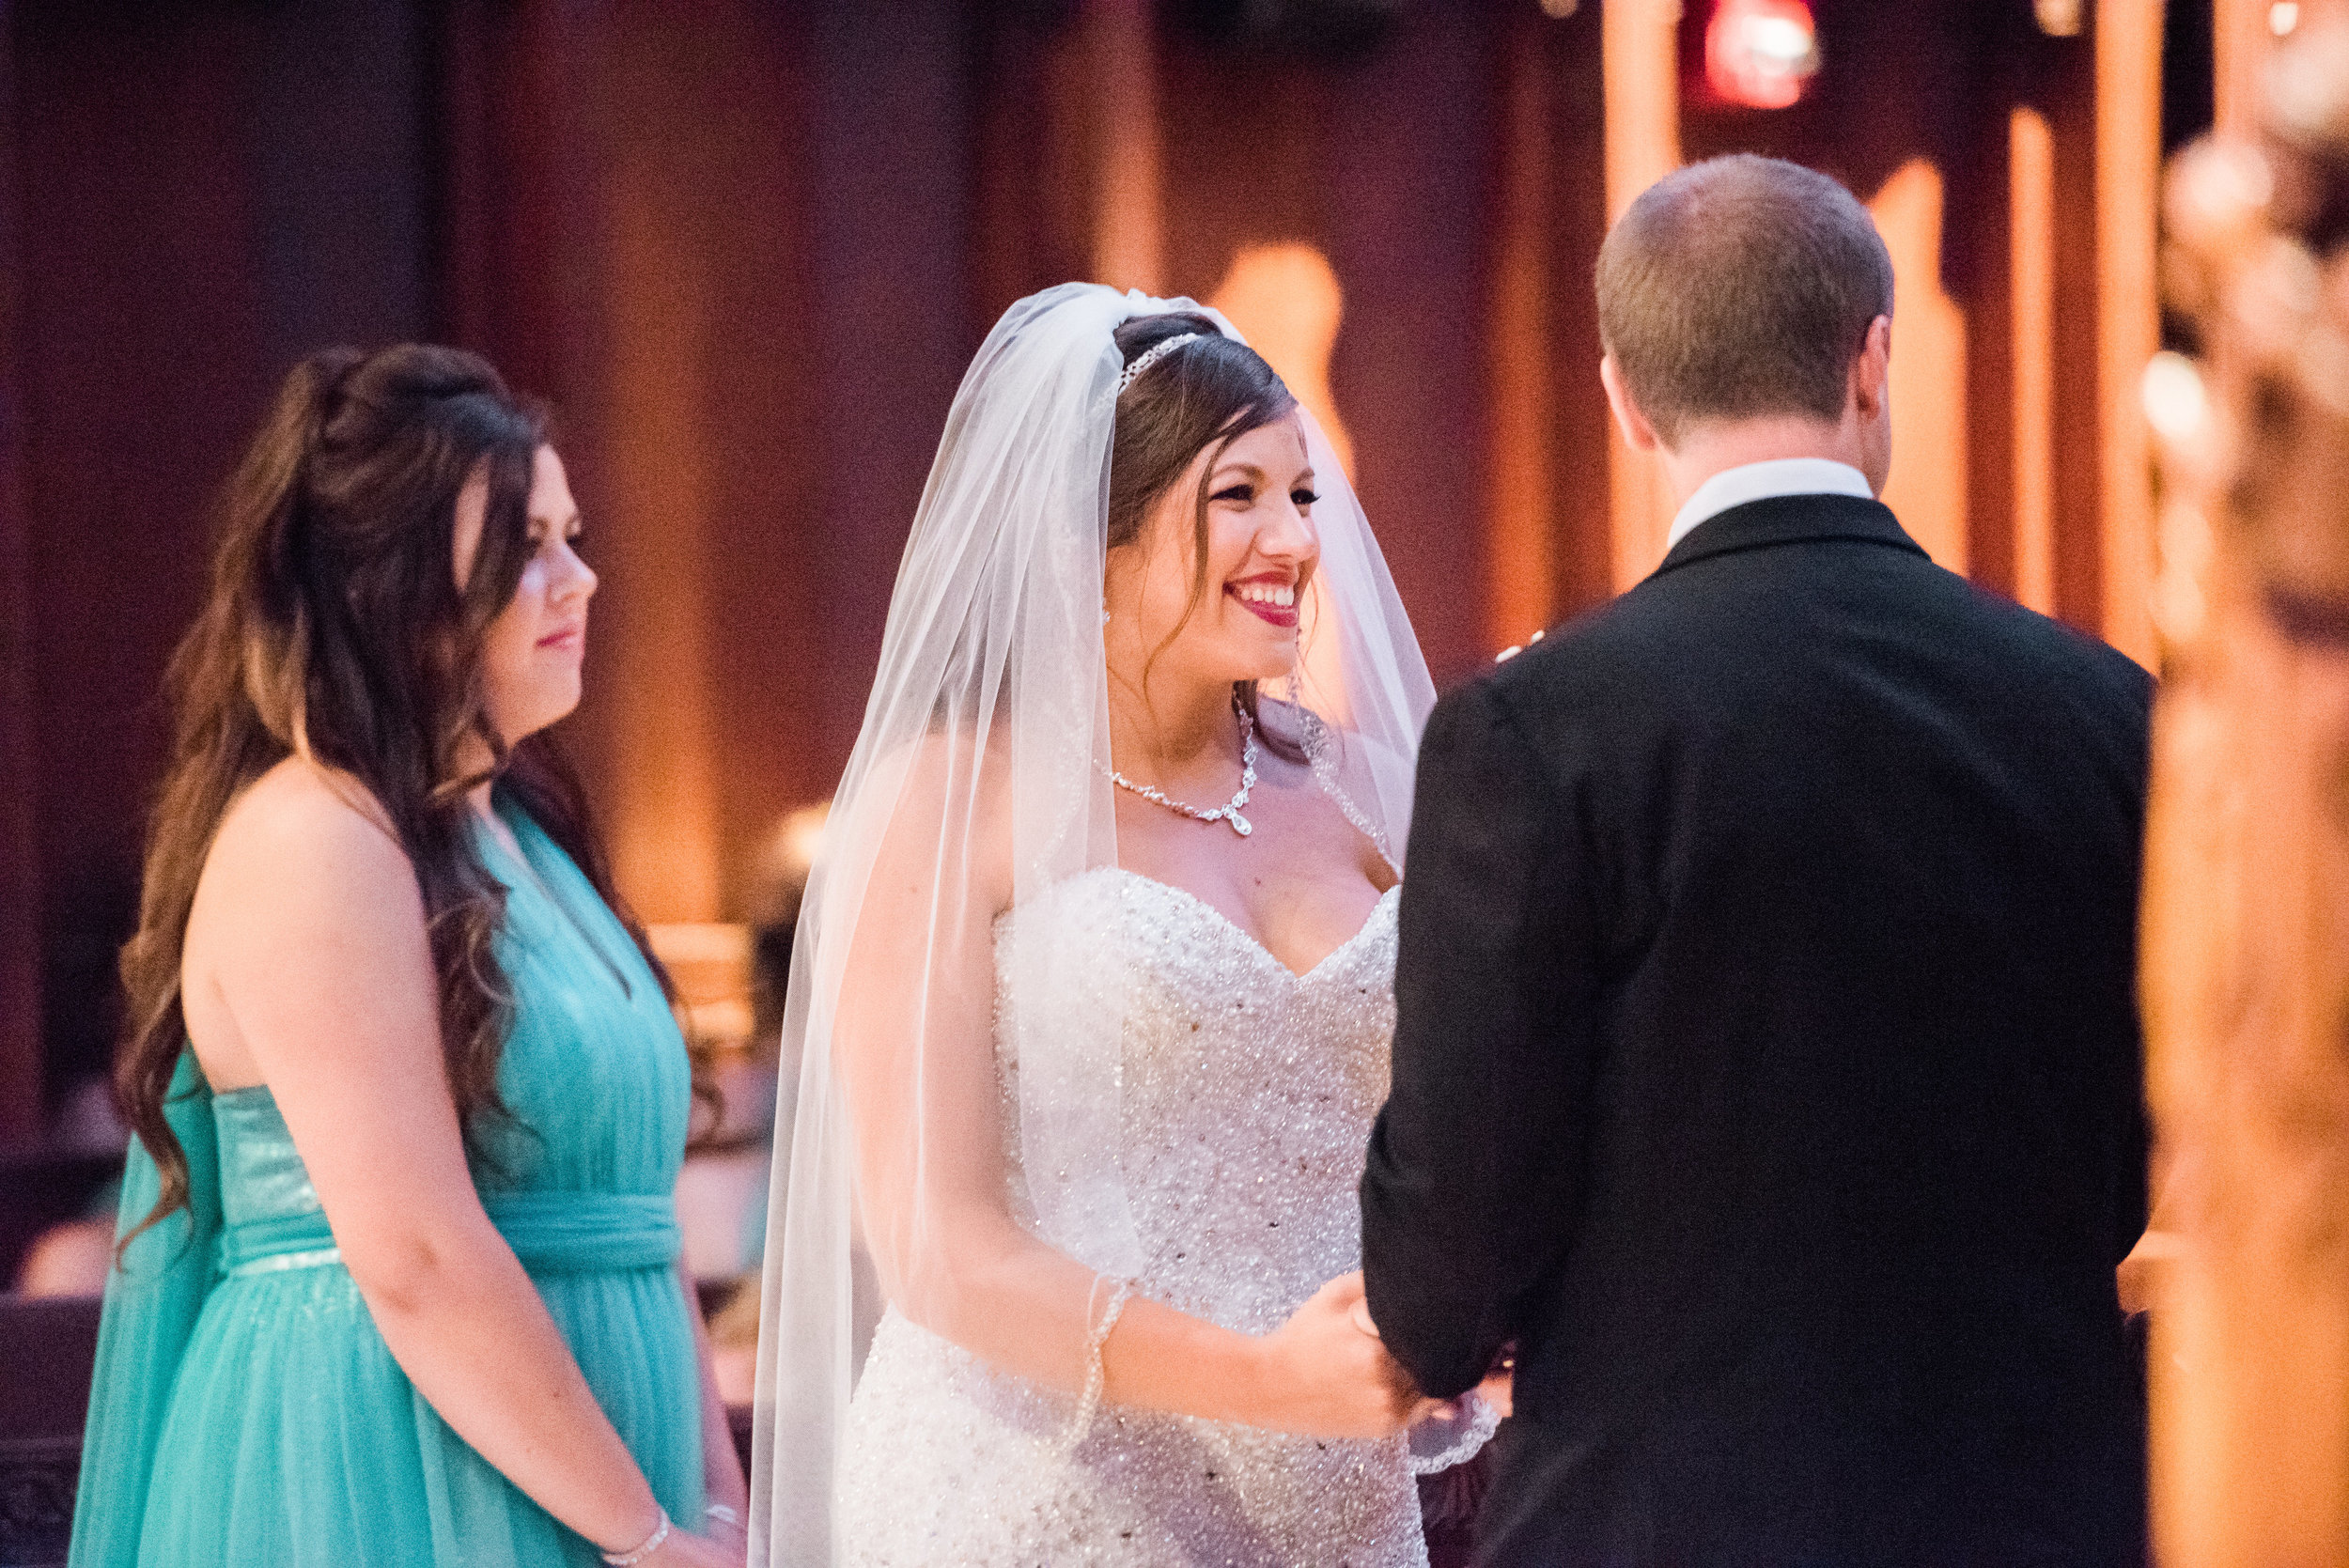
[863,724,1019,815]
[843,724,1020,900]
[1252,697,1398,890]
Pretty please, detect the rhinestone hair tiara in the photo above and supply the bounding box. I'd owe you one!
[1114,332,1203,396]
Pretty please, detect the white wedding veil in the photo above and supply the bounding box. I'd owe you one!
[748,282,1436,1564]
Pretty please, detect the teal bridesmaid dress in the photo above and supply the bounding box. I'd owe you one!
[70,793,705,1567]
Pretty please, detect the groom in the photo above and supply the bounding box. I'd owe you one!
[1361,155,2154,1565]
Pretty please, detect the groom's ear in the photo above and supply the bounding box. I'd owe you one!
[1848,314,1893,420]
[1600,354,1664,454]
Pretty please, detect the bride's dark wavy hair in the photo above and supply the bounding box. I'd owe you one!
[116,343,671,1251]
[1108,312,1309,762]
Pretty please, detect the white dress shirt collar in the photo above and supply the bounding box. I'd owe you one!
[1664,458,1875,554]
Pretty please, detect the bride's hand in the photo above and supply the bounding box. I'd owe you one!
[699,1504,750,1561]
[643,1526,741,1567]
[1250,1271,1422,1438]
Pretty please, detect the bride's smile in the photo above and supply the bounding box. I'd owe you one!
[1105,416,1321,706]
[1227,572,1299,629]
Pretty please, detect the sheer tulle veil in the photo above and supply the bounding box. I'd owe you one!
[748,282,1436,1564]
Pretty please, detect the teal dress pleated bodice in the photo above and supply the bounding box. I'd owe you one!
[70,795,703,1567]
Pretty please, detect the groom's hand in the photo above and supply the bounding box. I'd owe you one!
[1475,1358,1516,1420]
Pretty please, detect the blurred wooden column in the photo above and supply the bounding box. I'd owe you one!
[2215,0,2278,136]
[1602,0,1681,591]
[803,0,973,842]
[1488,14,1557,649]
[2139,12,2349,1566]
[2096,0,2164,668]
[2010,103,2060,615]
[2041,18,2109,641]
[441,0,961,926]
[591,7,811,928]
[1870,160,1969,572]
[0,10,39,1151]
[1089,0,1162,296]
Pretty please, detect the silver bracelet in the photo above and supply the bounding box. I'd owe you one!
[1061,1274,1139,1452]
[705,1502,741,1529]
[600,1507,671,1566]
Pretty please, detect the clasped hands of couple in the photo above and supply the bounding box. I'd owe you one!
[1262,1270,1513,1439]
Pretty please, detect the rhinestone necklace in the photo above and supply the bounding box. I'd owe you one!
[1103,703,1259,837]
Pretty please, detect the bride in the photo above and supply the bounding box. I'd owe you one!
[750,284,1480,1565]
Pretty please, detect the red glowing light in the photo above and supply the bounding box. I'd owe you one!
[1705,0,1820,111]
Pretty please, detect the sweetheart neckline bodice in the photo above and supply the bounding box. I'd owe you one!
[848,860,1423,1564]
[1013,866,1399,985]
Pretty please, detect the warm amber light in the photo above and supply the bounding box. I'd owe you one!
[1604,0,1684,589]
[1704,0,1819,111]
[1207,244,1354,478]
[2096,0,2164,664]
[2142,352,2211,444]
[2035,0,2082,38]
[1869,160,1968,573]
[2011,105,2058,615]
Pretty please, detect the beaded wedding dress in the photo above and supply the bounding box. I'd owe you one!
[750,284,1450,1567]
[836,868,1425,1566]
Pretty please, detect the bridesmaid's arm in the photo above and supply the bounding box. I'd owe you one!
[188,768,729,1566]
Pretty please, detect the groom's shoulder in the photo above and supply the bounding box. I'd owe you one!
[1438,593,1672,740]
[1490,585,1678,697]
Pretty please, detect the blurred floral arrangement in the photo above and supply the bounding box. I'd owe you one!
[2142,12,2349,1563]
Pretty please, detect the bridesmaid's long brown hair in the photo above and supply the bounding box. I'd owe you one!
[117,344,661,1250]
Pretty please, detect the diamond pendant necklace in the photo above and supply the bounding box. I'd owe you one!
[1103,702,1259,837]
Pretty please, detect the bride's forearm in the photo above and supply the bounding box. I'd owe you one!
[905,1212,1408,1438]
[1103,1275,1412,1439]
[909,1212,1274,1423]
[1099,1296,1270,1425]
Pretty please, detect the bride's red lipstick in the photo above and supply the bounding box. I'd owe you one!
[1226,574,1299,629]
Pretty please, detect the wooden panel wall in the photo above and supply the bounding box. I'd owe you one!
[0,0,2194,1138]
[0,0,39,1152]
[1637,0,2165,662]
[9,0,433,1125]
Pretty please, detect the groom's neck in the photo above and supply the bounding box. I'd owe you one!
[1656,413,1876,511]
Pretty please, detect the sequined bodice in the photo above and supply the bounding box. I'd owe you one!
[993,868,1401,1332]
[838,867,1425,1567]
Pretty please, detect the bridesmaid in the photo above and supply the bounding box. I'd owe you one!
[70,345,744,1568]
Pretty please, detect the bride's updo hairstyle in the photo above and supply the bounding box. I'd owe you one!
[1107,311,1307,759]
[115,344,662,1250]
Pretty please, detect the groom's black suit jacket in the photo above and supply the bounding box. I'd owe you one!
[1362,494,2154,1566]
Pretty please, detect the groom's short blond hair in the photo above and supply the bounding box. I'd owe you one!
[1597,154,1893,446]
